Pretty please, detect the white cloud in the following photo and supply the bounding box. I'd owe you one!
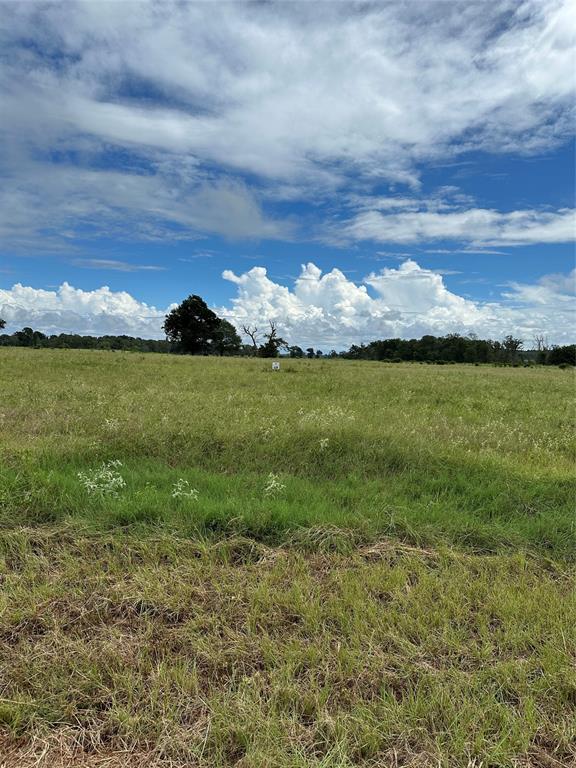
[24,1,571,176]
[341,207,575,246]
[503,268,576,306]
[73,259,165,272]
[221,260,576,347]
[0,1,574,246]
[0,165,288,250]
[0,283,171,338]
[1,261,574,344]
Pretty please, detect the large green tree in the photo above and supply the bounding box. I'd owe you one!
[212,319,242,356]
[163,295,241,355]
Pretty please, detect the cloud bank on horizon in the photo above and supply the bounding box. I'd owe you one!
[1,260,574,347]
[0,0,574,345]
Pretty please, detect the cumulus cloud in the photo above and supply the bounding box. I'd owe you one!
[220,260,576,347]
[0,283,171,338]
[0,0,574,247]
[2,261,574,344]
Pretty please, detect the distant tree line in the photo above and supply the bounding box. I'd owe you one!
[1,303,574,365]
[0,326,172,352]
[340,334,576,366]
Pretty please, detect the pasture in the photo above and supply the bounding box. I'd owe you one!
[0,349,574,767]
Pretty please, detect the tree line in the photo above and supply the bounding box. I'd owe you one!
[0,325,172,353]
[339,334,576,366]
[0,296,574,365]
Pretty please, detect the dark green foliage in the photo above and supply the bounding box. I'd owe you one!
[257,321,288,358]
[163,294,222,354]
[14,327,46,347]
[2,316,574,368]
[547,344,576,366]
[0,330,172,352]
[343,333,542,365]
[160,294,241,355]
[212,319,242,356]
[343,334,497,363]
[502,334,523,363]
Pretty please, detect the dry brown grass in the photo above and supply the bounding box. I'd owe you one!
[1,530,574,768]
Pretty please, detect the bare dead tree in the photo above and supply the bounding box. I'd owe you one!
[265,321,286,346]
[534,335,549,352]
[242,324,259,351]
[534,334,550,364]
[267,320,278,339]
[259,320,288,357]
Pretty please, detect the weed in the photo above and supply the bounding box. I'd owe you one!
[263,472,286,497]
[171,479,199,500]
[77,460,126,496]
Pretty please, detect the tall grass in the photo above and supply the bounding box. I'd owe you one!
[1,349,575,766]
[1,349,574,556]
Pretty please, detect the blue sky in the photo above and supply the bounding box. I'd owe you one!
[0,1,574,347]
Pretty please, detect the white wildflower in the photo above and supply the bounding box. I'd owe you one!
[78,460,126,496]
[263,472,285,497]
[299,405,355,426]
[171,479,199,500]
[259,425,274,442]
[103,418,120,431]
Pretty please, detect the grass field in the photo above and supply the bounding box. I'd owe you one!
[0,349,574,767]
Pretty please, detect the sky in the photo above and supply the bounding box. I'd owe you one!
[0,0,575,349]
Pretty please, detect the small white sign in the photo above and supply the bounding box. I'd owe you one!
[272,362,280,371]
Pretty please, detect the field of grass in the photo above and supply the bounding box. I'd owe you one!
[0,349,574,766]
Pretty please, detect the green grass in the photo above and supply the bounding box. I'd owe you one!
[0,349,574,555]
[0,349,574,766]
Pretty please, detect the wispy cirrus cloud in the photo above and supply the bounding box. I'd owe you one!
[73,259,166,272]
